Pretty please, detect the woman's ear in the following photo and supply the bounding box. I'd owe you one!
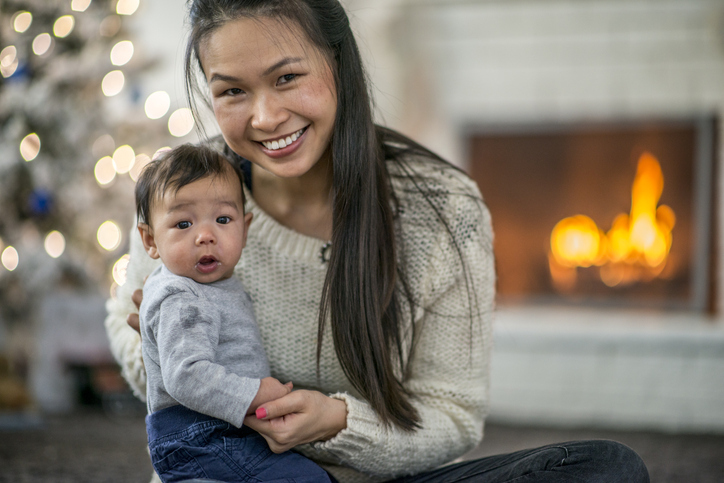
[138,223,160,259]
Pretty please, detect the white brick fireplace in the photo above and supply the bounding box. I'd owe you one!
[347,0,724,433]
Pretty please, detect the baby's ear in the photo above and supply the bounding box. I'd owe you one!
[137,223,160,259]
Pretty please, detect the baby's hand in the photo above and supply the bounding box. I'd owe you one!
[248,377,292,416]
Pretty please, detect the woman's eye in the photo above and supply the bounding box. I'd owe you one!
[176,221,191,229]
[278,73,296,85]
[216,216,231,225]
[224,87,244,96]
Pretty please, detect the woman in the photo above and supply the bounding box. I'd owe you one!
[105,0,649,481]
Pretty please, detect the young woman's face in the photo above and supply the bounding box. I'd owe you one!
[199,17,337,179]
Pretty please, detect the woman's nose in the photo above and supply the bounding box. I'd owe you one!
[250,92,288,132]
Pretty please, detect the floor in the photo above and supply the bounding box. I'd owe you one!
[0,406,722,482]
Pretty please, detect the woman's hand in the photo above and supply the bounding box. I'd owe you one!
[126,288,144,334]
[248,377,293,415]
[243,390,347,453]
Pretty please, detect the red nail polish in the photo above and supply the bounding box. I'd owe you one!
[256,407,267,419]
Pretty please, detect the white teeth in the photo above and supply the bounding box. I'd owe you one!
[261,127,305,150]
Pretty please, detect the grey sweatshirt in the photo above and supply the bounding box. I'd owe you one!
[140,265,270,428]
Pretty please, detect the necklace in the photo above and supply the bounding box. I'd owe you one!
[320,242,332,264]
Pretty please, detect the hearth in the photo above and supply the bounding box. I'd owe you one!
[468,118,716,312]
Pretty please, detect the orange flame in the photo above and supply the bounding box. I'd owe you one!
[549,152,675,289]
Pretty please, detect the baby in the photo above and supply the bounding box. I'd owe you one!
[135,144,332,482]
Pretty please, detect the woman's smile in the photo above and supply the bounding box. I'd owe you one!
[257,126,308,158]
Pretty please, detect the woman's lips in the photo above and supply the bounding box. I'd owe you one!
[196,256,219,274]
[258,126,307,158]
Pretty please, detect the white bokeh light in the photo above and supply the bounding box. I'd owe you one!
[13,11,32,33]
[112,254,130,286]
[168,108,195,137]
[44,231,66,258]
[1,246,19,271]
[71,0,92,12]
[116,0,140,15]
[113,145,135,174]
[1,46,19,78]
[110,40,134,66]
[102,70,125,96]
[32,33,53,56]
[53,15,75,38]
[97,221,122,251]
[144,91,171,119]
[95,156,116,185]
[20,133,41,161]
[130,153,151,181]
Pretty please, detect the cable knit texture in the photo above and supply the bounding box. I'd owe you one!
[104,153,495,483]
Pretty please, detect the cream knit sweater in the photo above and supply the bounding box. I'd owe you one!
[104,154,496,482]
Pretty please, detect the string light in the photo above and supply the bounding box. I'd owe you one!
[32,33,53,56]
[95,156,116,185]
[112,254,130,286]
[102,70,125,96]
[116,0,140,16]
[153,147,172,159]
[130,153,151,181]
[44,231,66,258]
[97,221,122,251]
[168,108,194,137]
[110,40,134,66]
[112,144,135,173]
[53,15,75,38]
[100,15,122,37]
[71,0,92,12]
[20,133,41,161]
[145,91,171,119]
[13,11,32,33]
[1,247,19,271]
[0,46,18,78]
[92,134,116,158]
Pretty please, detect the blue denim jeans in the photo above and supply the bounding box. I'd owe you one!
[146,405,333,483]
[386,439,649,482]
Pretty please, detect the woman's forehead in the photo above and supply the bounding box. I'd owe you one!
[199,17,321,72]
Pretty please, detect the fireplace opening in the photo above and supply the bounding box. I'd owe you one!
[468,118,717,312]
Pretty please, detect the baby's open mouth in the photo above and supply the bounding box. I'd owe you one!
[196,256,219,273]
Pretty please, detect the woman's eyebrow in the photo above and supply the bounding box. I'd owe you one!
[262,56,303,76]
[208,57,303,84]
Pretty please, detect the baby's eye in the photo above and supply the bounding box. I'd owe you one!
[216,216,231,225]
[176,221,191,229]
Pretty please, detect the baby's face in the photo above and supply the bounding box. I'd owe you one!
[145,173,251,283]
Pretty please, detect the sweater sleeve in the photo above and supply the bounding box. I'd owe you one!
[153,291,261,427]
[303,181,496,479]
[104,226,160,400]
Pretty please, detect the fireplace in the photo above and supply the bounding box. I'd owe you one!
[468,118,717,312]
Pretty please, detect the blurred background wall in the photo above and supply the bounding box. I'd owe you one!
[1,0,723,434]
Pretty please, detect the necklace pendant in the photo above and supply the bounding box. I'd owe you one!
[320,242,332,264]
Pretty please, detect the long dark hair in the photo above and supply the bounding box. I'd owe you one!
[184,0,478,431]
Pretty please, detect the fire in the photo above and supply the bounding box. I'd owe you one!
[549,152,675,289]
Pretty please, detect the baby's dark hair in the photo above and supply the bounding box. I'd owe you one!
[135,143,245,226]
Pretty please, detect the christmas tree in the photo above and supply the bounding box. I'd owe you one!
[0,0,193,399]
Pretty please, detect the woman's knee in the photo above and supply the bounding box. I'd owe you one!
[582,440,649,483]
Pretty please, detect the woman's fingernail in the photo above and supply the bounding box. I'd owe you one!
[256,407,267,419]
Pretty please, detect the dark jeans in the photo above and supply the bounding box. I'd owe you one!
[387,439,649,482]
[146,405,333,483]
